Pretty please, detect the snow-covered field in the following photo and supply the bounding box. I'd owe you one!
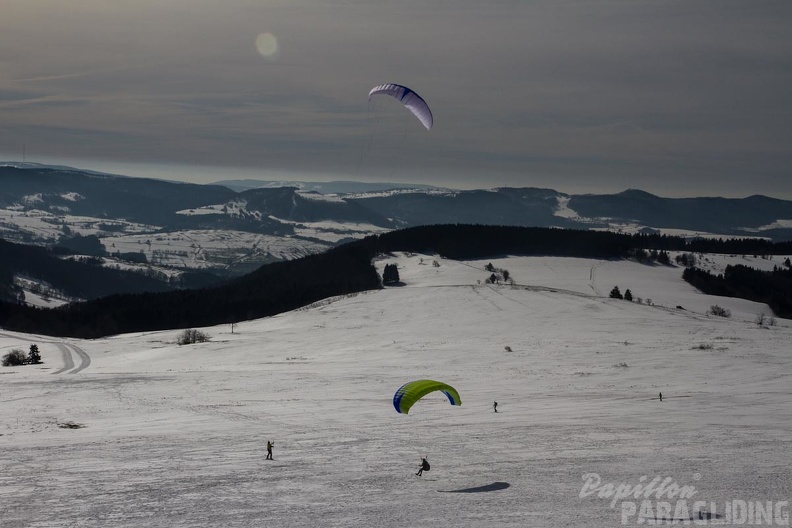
[0,208,156,242]
[0,207,351,273]
[2,255,791,527]
[273,218,390,244]
[100,229,328,271]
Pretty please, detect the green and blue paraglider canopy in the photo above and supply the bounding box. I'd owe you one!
[393,380,461,414]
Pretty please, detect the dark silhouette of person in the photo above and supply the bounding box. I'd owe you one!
[266,440,274,460]
[659,393,663,402]
[416,457,430,476]
[493,401,498,413]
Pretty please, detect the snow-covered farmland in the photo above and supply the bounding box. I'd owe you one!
[274,217,390,243]
[1,254,791,527]
[0,206,371,273]
[100,230,328,271]
[0,208,156,242]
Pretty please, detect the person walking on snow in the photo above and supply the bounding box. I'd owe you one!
[659,392,663,402]
[493,401,498,413]
[266,440,274,460]
[416,457,430,476]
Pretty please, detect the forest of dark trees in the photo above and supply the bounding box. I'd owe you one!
[2,224,792,338]
[682,265,792,319]
[0,238,223,302]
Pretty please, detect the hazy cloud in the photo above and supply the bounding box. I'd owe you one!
[1,0,790,197]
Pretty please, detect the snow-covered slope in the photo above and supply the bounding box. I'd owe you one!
[2,255,790,527]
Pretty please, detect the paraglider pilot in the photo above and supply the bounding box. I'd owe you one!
[416,457,430,477]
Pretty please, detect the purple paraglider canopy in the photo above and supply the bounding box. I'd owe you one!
[368,83,433,130]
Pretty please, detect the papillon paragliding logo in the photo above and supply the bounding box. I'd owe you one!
[580,472,790,525]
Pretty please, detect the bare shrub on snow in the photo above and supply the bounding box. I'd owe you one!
[57,421,86,429]
[3,349,27,366]
[708,305,731,318]
[177,329,210,345]
[755,312,778,328]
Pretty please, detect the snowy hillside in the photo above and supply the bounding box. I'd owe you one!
[0,207,335,272]
[2,255,791,527]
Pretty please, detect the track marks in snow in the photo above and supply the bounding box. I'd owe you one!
[51,343,91,374]
[51,344,74,374]
[468,282,603,314]
[589,262,604,295]
[70,344,91,373]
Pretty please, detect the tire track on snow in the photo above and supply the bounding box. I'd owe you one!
[51,343,91,374]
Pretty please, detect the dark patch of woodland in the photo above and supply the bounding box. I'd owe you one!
[0,239,224,301]
[382,263,400,285]
[682,265,792,319]
[54,234,106,257]
[3,225,792,337]
[370,225,634,259]
[0,242,380,338]
[1,239,174,300]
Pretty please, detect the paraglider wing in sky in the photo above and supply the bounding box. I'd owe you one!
[368,83,434,130]
[393,379,461,414]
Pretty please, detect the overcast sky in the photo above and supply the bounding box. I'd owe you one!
[1,0,790,198]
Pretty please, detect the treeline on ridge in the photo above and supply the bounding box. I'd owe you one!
[683,265,792,319]
[0,238,223,303]
[0,242,380,339]
[2,225,791,338]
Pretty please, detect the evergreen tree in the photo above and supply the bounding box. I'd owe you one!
[382,263,400,285]
[609,286,623,299]
[27,344,42,364]
[0,266,23,303]
[624,289,633,301]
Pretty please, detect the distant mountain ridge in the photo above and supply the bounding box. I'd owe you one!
[1,164,792,277]
[568,189,792,236]
[214,178,439,194]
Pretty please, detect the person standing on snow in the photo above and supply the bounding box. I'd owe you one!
[266,440,274,460]
[493,401,498,413]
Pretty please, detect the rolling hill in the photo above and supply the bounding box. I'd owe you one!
[1,252,790,527]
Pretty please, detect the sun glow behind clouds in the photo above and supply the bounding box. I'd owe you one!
[255,33,278,59]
